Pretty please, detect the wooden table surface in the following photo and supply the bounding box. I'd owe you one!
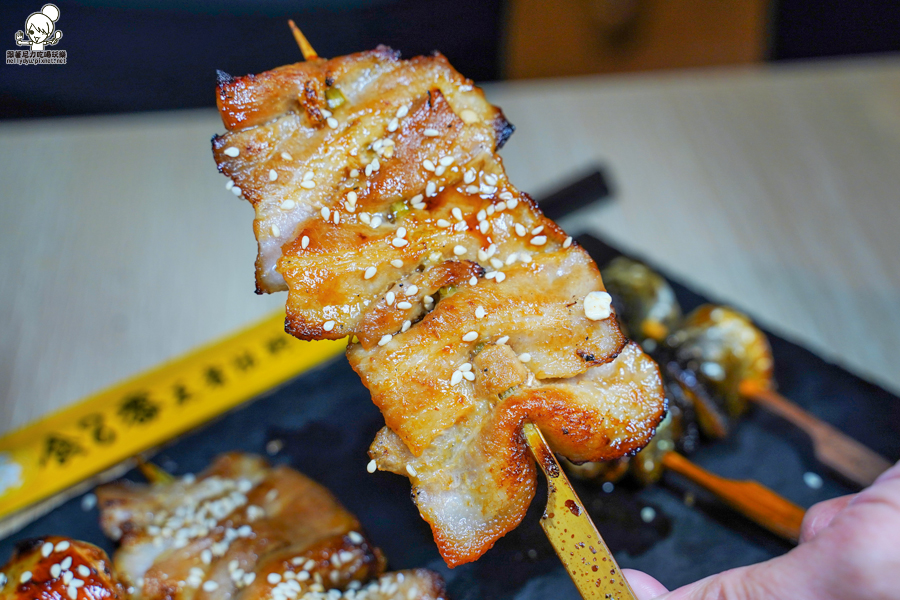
[2,55,899,438]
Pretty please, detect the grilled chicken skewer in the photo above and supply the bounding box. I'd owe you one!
[211,32,665,585]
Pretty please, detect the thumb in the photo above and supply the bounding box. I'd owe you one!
[622,569,669,600]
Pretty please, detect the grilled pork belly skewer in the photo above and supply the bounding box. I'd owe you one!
[211,36,665,582]
[0,536,128,600]
[96,453,447,600]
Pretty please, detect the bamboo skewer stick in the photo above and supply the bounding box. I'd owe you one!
[288,20,319,60]
[661,451,806,542]
[524,423,638,600]
[740,381,893,488]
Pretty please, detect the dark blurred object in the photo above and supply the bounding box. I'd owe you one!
[0,0,503,120]
[771,0,900,61]
[506,0,769,78]
[535,167,612,221]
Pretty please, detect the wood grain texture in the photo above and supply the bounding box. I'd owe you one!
[1,57,898,441]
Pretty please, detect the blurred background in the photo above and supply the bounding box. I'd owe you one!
[2,0,899,119]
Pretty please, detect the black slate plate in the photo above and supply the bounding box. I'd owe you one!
[3,221,899,599]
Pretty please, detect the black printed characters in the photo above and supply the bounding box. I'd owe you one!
[15,4,63,52]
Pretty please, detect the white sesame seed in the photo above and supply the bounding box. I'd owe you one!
[60,554,72,567]
[392,238,408,247]
[477,249,488,262]
[244,573,256,586]
[487,205,496,216]
[41,541,54,557]
[423,128,439,137]
[477,209,486,221]
[459,362,472,372]
[203,580,219,592]
[497,201,507,211]
[281,151,292,161]
[406,285,419,295]
[463,371,475,381]
[439,156,455,166]
[450,371,463,385]
[460,109,479,124]
[507,197,519,209]
[464,169,476,184]
[462,331,478,342]
[519,353,531,362]
[231,186,242,196]
[20,571,32,584]
[301,180,316,189]
[301,235,309,249]
[63,570,73,584]
[490,258,503,269]
[51,564,62,578]
[271,225,280,237]
[269,169,278,182]
[386,292,395,305]
[584,291,613,321]
[390,259,403,268]
[224,147,240,157]
[268,573,282,584]
[348,531,364,545]
[424,295,434,304]
[452,207,463,220]
[495,272,507,283]
[506,254,518,265]
[426,181,437,196]
[364,266,377,280]
[475,306,486,319]
[387,118,399,132]
[350,168,359,178]
[371,215,383,228]
[454,245,467,256]
[333,212,340,224]
[532,225,544,235]
[326,117,338,129]
[396,226,407,239]
[280,199,295,210]
[321,207,330,219]
[367,459,377,473]
[406,464,418,477]
[371,158,380,171]
[396,105,409,118]
[321,108,332,118]
[436,219,450,228]
[323,321,335,332]
[563,236,573,248]
[530,235,547,246]
[401,320,411,332]
[201,549,212,565]
[484,173,499,186]
[72,579,84,588]
[469,276,478,285]
[496,335,509,344]
[78,565,90,578]
[486,271,497,280]
[67,586,77,600]
[422,159,436,171]
[397,301,412,309]
[226,179,234,191]
[466,184,480,194]
[479,221,490,234]
[379,335,392,346]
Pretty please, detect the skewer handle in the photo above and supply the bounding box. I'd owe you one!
[523,423,638,600]
[740,382,893,488]
[661,451,805,543]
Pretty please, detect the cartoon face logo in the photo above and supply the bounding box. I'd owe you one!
[15,4,63,51]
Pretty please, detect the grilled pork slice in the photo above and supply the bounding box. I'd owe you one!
[212,47,666,566]
[0,536,127,600]
[97,453,415,600]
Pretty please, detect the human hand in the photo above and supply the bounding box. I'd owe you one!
[623,460,900,600]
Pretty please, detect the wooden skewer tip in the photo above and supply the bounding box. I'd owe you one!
[288,20,319,60]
